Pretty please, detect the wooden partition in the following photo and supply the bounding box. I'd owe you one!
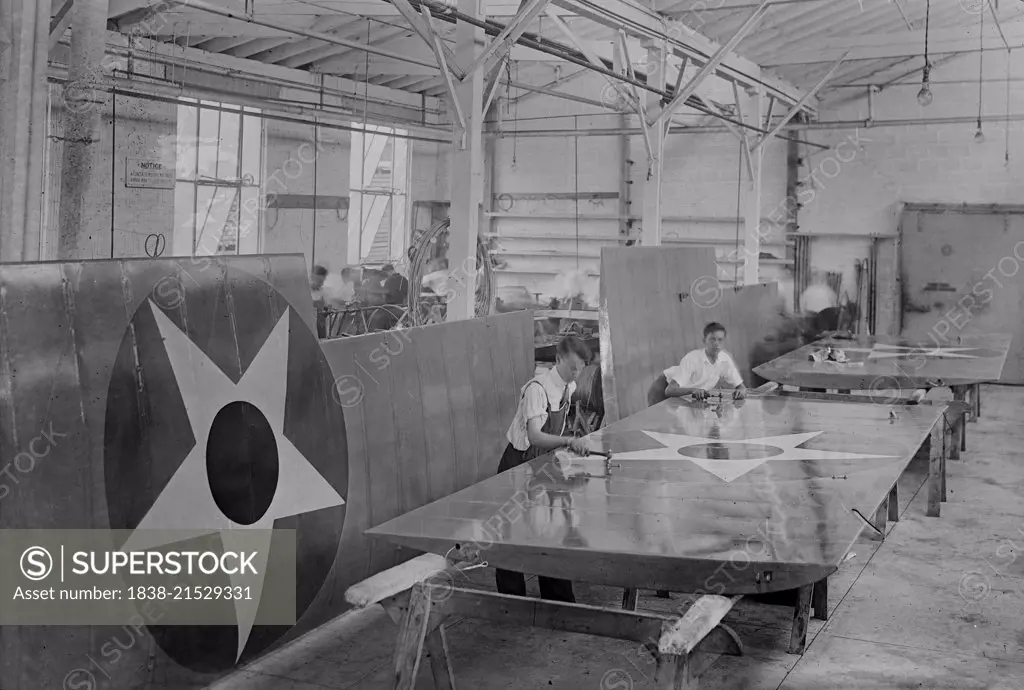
[0,253,532,689]
[311,309,533,626]
[599,247,780,422]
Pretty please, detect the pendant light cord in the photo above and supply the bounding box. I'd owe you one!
[574,115,579,270]
[923,0,930,68]
[1007,49,1013,165]
[978,9,984,128]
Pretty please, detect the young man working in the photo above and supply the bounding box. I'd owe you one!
[664,322,747,401]
[495,335,592,603]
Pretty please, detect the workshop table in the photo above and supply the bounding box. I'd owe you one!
[753,333,1012,461]
[752,333,1011,393]
[353,393,957,689]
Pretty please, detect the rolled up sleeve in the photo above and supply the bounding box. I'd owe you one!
[522,384,548,423]
[664,359,690,387]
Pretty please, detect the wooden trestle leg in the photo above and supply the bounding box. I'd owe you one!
[927,418,945,517]
[344,554,746,690]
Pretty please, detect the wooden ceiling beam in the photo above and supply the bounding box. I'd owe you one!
[285,27,414,70]
[764,21,1024,65]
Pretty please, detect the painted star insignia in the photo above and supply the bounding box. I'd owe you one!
[118,302,345,661]
[841,344,983,361]
[612,430,896,482]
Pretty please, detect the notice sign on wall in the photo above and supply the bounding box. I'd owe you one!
[125,158,175,189]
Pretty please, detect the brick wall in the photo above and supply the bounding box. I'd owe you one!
[799,51,1024,294]
[488,70,793,299]
[43,84,177,260]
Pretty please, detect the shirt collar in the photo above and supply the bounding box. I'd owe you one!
[703,349,724,364]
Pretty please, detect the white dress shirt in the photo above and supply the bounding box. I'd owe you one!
[321,273,355,307]
[664,348,744,392]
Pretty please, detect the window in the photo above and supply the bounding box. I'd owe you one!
[347,123,411,266]
[173,99,264,257]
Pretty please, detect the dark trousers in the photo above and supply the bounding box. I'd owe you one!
[494,442,576,604]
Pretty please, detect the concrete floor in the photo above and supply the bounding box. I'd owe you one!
[212,384,1024,690]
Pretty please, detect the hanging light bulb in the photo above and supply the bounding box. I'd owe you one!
[972,10,984,144]
[917,0,933,107]
[917,82,933,107]
[917,65,933,107]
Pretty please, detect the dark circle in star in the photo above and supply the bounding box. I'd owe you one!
[678,443,784,461]
[206,400,279,525]
[103,261,349,673]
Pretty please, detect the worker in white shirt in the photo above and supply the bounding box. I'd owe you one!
[321,267,357,308]
[664,322,747,401]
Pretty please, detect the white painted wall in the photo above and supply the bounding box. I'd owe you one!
[799,50,1024,295]
[488,69,792,301]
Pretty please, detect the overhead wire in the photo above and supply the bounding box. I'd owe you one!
[574,115,580,270]
[733,134,743,285]
[1006,49,1013,165]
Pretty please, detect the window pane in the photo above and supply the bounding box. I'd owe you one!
[197,107,239,180]
[173,182,196,257]
[194,186,240,255]
[364,195,393,264]
[238,187,260,254]
[367,136,395,191]
[216,111,241,180]
[176,105,198,181]
[241,114,263,184]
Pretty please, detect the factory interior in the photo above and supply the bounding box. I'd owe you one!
[1,1,1024,689]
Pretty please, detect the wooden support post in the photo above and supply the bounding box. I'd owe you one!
[941,418,948,503]
[393,583,436,690]
[811,578,828,621]
[949,385,964,460]
[788,584,812,654]
[424,626,457,690]
[614,49,632,241]
[927,419,943,518]
[0,0,49,262]
[871,495,888,540]
[972,383,981,421]
[622,588,638,611]
[447,0,485,321]
[57,0,111,260]
[742,85,764,286]
[888,483,899,522]
[785,135,801,311]
[658,594,743,686]
[654,655,685,689]
[640,42,666,247]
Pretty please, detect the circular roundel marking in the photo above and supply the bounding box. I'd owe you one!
[103,263,348,673]
[678,443,784,461]
[207,400,279,525]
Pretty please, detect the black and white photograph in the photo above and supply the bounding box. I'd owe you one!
[0,1,1022,688]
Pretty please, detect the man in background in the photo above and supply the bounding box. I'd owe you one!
[321,267,356,308]
[311,265,329,337]
[310,265,328,307]
[664,322,747,401]
[382,264,409,305]
[751,295,810,388]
